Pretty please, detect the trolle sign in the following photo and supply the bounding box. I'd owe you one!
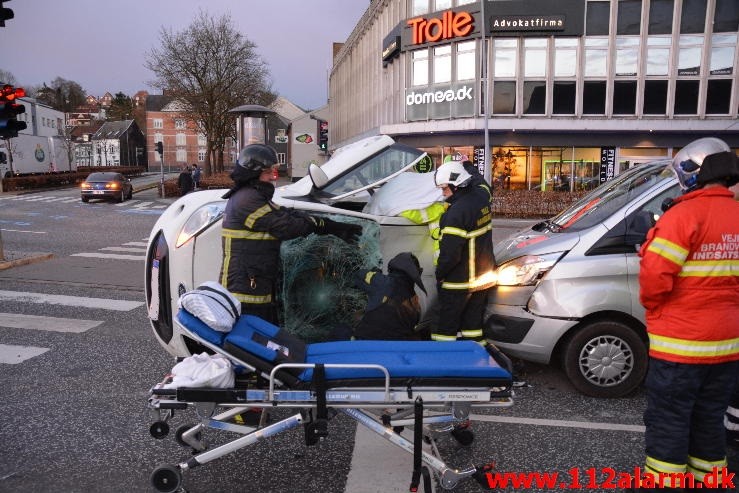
[599,147,616,183]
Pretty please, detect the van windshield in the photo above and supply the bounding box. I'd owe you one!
[548,160,674,231]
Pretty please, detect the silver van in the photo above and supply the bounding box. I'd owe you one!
[486,160,681,398]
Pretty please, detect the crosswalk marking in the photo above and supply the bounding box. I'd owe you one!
[0,344,50,364]
[0,290,143,311]
[0,312,102,333]
[123,241,148,247]
[70,252,145,261]
[100,246,147,253]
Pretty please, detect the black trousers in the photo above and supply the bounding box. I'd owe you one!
[434,288,488,341]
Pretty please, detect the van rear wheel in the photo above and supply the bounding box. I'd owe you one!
[562,320,647,398]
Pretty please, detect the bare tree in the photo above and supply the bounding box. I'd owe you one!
[0,68,17,85]
[35,77,87,113]
[145,10,275,176]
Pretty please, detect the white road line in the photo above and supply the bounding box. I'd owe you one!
[60,198,81,203]
[100,246,148,253]
[0,229,47,234]
[468,413,645,432]
[70,252,145,261]
[0,312,102,333]
[0,290,143,311]
[133,201,153,208]
[0,344,49,364]
[122,241,148,247]
[42,197,73,202]
[115,200,139,207]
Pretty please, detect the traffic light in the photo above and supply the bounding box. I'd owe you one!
[0,0,14,27]
[154,141,163,155]
[317,120,328,151]
[0,84,27,139]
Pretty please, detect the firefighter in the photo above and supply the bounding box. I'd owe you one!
[220,144,362,325]
[432,161,496,342]
[353,251,427,341]
[637,138,739,491]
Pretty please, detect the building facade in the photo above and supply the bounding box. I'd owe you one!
[329,0,738,190]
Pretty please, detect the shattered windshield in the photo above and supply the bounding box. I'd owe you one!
[548,160,673,231]
[320,144,425,197]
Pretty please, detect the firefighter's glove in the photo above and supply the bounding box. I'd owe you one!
[315,217,362,244]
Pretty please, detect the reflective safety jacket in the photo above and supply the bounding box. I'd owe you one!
[436,184,496,291]
[219,181,317,305]
[639,187,739,364]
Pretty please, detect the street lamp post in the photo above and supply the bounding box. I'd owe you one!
[480,0,491,185]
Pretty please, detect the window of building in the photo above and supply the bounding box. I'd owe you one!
[493,81,516,114]
[646,36,671,76]
[649,0,674,34]
[710,33,736,75]
[553,82,576,114]
[705,80,732,114]
[643,80,668,114]
[433,45,452,83]
[411,49,429,86]
[583,81,607,114]
[176,149,187,163]
[175,119,186,129]
[613,81,637,114]
[678,35,703,76]
[554,38,578,77]
[494,39,517,78]
[524,38,547,78]
[176,133,186,146]
[411,0,427,16]
[680,0,706,34]
[456,40,476,81]
[523,81,546,114]
[584,37,608,77]
[198,148,206,162]
[674,80,700,114]
[615,37,640,76]
[435,0,451,11]
[586,1,610,35]
[714,0,739,32]
[154,132,163,144]
[197,133,207,146]
[617,0,642,35]
[153,119,163,129]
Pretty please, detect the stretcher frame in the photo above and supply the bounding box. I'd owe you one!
[147,318,514,492]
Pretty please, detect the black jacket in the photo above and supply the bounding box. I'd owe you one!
[353,269,421,340]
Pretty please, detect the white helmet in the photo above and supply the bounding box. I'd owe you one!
[671,137,732,191]
[434,161,471,189]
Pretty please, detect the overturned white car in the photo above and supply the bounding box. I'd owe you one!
[146,135,445,358]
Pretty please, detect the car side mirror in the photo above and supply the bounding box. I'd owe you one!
[309,163,329,189]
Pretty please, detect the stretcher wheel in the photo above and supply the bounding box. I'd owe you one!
[451,427,474,446]
[150,464,182,493]
[175,424,201,448]
[149,421,170,439]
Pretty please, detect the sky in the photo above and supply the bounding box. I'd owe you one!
[1,0,369,110]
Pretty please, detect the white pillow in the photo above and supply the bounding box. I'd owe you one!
[178,281,241,332]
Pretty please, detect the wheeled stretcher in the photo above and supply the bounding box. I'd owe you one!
[147,310,513,492]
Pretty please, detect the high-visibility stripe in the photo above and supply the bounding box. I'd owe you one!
[460,329,483,339]
[431,334,457,341]
[222,228,277,241]
[221,237,232,286]
[688,455,727,475]
[244,204,272,229]
[679,259,739,277]
[441,223,491,239]
[233,293,272,304]
[441,270,496,290]
[364,271,376,284]
[646,456,687,474]
[647,237,689,265]
[648,333,739,359]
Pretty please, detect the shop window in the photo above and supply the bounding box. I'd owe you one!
[646,36,671,76]
[643,80,668,114]
[554,38,578,77]
[523,81,546,114]
[584,38,608,77]
[586,1,610,35]
[553,82,576,114]
[613,81,637,114]
[617,0,642,35]
[705,80,732,114]
[411,49,429,86]
[677,35,703,76]
[710,34,736,76]
[433,45,452,84]
[493,81,516,114]
[714,0,739,33]
[583,81,607,114]
[674,80,699,114]
[615,37,640,77]
[456,40,476,81]
[494,39,517,78]
[680,0,706,34]
[648,0,674,35]
[524,38,547,78]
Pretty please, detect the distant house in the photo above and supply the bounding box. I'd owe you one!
[91,120,146,167]
[70,123,104,168]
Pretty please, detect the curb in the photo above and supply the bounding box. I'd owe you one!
[0,252,55,271]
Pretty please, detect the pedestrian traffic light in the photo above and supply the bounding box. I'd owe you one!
[317,120,328,151]
[0,84,27,139]
[155,141,163,155]
[0,0,14,27]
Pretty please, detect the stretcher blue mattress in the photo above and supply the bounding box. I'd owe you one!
[177,310,511,385]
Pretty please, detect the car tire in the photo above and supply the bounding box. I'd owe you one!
[119,191,125,203]
[81,196,89,203]
[561,320,647,398]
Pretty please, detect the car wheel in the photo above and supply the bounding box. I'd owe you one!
[128,188,133,200]
[81,196,89,203]
[119,191,125,203]
[562,320,647,398]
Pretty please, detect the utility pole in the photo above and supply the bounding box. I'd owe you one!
[480,0,491,185]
